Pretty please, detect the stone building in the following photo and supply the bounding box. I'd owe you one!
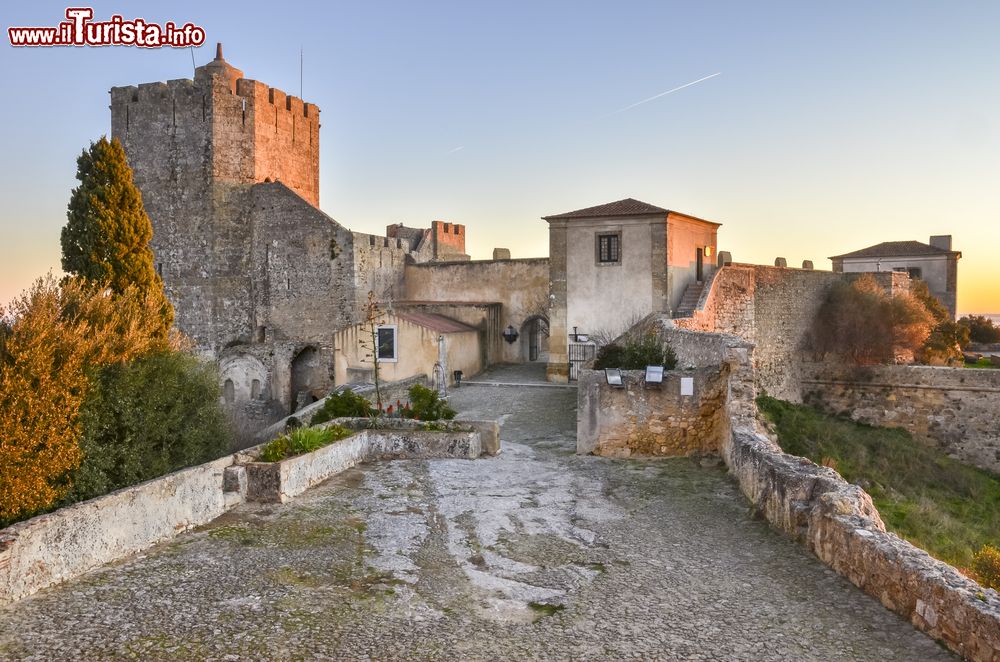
[830,235,961,319]
[543,198,720,382]
[111,45,546,420]
[109,46,468,415]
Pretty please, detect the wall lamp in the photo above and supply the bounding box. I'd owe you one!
[502,325,519,344]
[605,368,624,388]
[645,365,664,385]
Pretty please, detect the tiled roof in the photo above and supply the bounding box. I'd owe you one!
[395,312,477,334]
[830,241,956,260]
[542,198,669,220]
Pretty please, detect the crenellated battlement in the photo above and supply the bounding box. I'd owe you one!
[111,43,321,207]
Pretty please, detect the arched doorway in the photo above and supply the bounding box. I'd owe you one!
[519,316,550,363]
[290,345,321,414]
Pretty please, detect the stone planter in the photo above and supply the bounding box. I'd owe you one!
[244,423,487,503]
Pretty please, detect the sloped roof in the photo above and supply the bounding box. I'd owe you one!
[395,312,478,334]
[830,240,958,260]
[542,198,669,220]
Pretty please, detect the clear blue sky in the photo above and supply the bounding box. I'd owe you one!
[2,1,998,312]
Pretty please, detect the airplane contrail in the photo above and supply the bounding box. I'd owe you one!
[446,146,465,154]
[609,72,721,116]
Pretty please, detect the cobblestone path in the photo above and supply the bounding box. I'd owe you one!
[0,372,954,661]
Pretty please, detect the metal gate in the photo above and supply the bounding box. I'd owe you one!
[568,342,596,381]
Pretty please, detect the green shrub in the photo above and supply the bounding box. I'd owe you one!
[959,315,1000,344]
[258,424,352,462]
[759,395,1000,569]
[972,545,1000,590]
[66,351,230,504]
[311,389,374,424]
[404,384,455,421]
[593,334,676,370]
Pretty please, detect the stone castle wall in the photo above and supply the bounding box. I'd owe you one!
[402,258,550,364]
[625,317,1000,660]
[801,363,1000,473]
[576,367,729,458]
[675,264,909,400]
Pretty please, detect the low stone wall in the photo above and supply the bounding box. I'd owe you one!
[576,367,728,458]
[0,455,243,607]
[0,421,497,605]
[723,426,1000,661]
[801,363,1000,473]
[612,313,1000,657]
[246,426,483,503]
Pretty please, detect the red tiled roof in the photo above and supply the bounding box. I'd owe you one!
[830,240,958,260]
[542,198,669,220]
[394,312,478,334]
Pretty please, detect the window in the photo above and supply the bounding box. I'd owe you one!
[376,325,397,362]
[894,267,923,279]
[596,232,621,264]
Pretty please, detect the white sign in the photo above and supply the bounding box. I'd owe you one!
[680,377,694,396]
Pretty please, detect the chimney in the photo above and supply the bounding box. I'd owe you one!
[929,235,952,251]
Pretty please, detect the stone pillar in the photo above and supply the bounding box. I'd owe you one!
[546,220,569,383]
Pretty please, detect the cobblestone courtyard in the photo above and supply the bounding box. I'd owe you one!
[0,369,954,660]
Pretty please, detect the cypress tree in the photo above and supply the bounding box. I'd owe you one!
[61,136,173,332]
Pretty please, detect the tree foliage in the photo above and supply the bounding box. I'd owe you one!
[0,276,175,525]
[909,280,966,365]
[61,136,173,336]
[959,315,1000,345]
[809,275,933,365]
[67,352,229,503]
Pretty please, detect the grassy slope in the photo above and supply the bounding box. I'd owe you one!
[758,396,1000,569]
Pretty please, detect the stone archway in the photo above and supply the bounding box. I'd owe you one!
[218,353,268,405]
[519,316,550,363]
[290,345,322,414]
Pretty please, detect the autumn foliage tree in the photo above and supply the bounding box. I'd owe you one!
[809,274,934,365]
[0,276,175,525]
[61,136,173,337]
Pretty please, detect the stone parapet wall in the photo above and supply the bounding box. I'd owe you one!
[0,423,496,607]
[608,317,1000,657]
[0,455,243,607]
[801,363,1000,473]
[724,426,1000,662]
[577,367,728,457]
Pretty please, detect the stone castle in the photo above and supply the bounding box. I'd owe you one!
[111,45,546,420]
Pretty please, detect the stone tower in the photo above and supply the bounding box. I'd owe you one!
[110,44,321,353]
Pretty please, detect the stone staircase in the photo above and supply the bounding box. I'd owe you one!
[673,281,705,318]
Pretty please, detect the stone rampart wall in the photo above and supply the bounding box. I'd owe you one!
[576,367,728,457]
[600,319,1000,659]
[674,264,909,401]
[724,425,1000,661]
[801,363,1000,473]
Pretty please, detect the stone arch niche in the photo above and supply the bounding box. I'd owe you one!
[218,353,268,406]
[289,345,323,414]
[519,315,550,363]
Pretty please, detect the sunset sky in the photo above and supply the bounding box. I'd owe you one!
[1,1,998,313]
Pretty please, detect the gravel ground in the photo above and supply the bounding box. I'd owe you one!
[0,368,955,661]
